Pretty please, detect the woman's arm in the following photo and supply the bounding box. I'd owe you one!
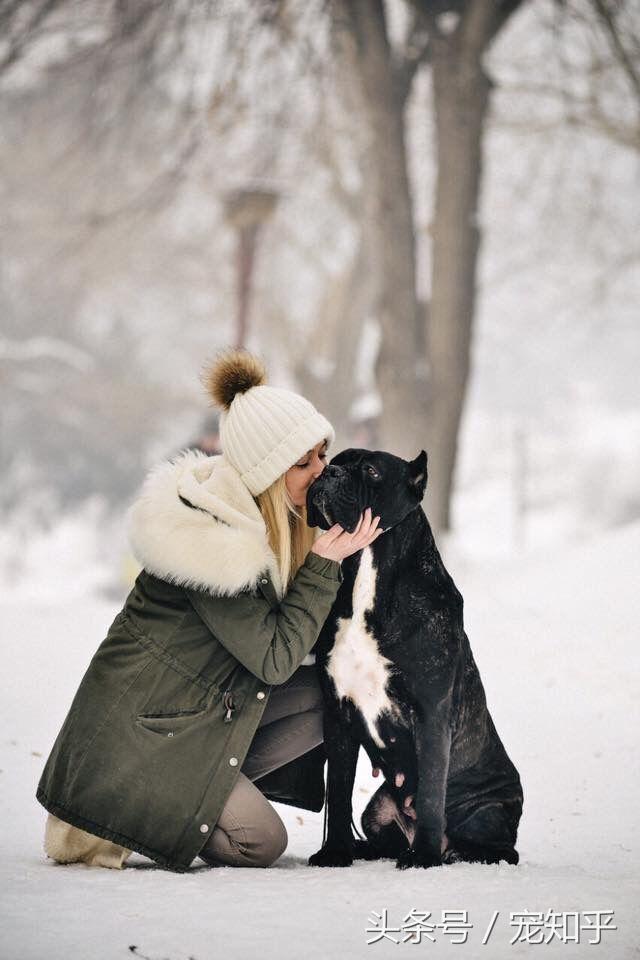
[186,551,342,685]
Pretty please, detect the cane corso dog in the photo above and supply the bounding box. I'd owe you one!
[306,448,523,870]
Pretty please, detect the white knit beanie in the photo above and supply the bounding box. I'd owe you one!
[203,349,335,496]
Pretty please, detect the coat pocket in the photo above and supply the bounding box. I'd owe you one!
[136,704,211,737]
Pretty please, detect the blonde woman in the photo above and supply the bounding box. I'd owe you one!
[37,350,382,871]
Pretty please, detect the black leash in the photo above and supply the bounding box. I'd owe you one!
[321,776,366,847]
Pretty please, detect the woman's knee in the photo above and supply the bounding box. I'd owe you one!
[200,809,288,868]
[228,814,287,867]
[255,816,288,867]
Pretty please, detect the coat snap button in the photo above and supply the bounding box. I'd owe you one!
[199,824,209,833]
[260,578,268,584]
[229,756,238,766]
[256,691,265,700]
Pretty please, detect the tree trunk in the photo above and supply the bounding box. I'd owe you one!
[335,0,429,460]
[424,1,497,531]
[294,235,372,453]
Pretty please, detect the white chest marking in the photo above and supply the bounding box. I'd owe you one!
[326,546,397,747]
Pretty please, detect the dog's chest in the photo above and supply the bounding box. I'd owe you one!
[326,547,398,747]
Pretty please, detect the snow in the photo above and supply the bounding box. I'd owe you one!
[1,522,639,959]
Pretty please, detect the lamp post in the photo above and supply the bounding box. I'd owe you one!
[223,187,279,348]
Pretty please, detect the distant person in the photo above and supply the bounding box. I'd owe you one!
[187,412,222,456]
[350,415,379,450]
[37,349,382,870]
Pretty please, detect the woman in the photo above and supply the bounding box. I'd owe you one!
[37,349,382,871]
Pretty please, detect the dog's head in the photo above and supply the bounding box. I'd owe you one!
[306,448,428,532]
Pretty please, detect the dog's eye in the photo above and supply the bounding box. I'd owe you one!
[366,465,380,479]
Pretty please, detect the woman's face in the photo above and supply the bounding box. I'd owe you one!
[285,439,329,508]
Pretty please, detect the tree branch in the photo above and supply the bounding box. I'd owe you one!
[491,0,524,41]
[0,0,63,73]
[392,6,431,106]
[591,0,640,104]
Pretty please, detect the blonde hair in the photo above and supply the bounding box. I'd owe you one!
[256,473,317,592]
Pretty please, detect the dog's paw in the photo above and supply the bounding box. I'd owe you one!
[441,846,465,865]
[352,839,387,861]
[308,845,353,867]
[446,842,519,866]
[395,847,442,870]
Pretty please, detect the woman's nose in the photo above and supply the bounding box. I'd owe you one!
[311,459,326,479]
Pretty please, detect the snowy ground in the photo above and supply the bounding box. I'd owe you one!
[1,522,639,960]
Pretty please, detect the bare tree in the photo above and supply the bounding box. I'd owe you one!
[588,0,640,148]
[330,0,430,460]
[0,0,251,514]
[330,0,522,531]
[4,0,555,540]
[417,0,523,530]
[496,1,639,150]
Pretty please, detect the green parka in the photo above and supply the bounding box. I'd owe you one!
[36,451,343,872]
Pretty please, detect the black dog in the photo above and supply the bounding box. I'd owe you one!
[306,448,523,869]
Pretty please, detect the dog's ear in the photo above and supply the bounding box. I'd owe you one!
[408,450,428,497]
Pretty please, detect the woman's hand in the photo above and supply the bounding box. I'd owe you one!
[311,507,383,563]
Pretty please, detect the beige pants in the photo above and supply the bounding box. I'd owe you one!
[199,663,323,867]
[44,664,323,870]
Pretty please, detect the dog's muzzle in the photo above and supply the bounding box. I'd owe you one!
[306,469,362,533]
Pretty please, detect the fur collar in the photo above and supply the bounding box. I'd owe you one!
[128,450,284,598]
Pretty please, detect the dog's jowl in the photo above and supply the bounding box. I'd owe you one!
[306,448,523,870]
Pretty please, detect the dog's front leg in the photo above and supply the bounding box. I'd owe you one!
[308,703,359,867]
[396,714,451,870]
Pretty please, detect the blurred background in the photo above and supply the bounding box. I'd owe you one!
[1,0,638,600]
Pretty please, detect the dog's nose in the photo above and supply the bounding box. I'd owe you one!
[323,464,343,479]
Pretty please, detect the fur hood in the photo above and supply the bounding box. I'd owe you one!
[128,450,284,599]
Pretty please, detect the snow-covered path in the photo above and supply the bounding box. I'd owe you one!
[1,524,638,959]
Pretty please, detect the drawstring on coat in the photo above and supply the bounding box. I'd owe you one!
[222,691,235,723]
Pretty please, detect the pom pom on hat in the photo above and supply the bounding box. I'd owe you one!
[202,348,335,496]
[203,349,267,411]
